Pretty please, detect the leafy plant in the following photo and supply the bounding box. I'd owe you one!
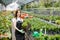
[0,11,13,34]
[55,20,60,25]
[35,34,60,40]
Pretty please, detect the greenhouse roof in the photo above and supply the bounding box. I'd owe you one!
[1,0,34,6]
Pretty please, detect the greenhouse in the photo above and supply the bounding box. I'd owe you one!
[0,0,60,40]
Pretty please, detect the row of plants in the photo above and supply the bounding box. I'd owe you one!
[35,34,60,40]
[22,17,60,31]
[22,0,60,10]
[27,13,60,25]
[0,11,13,39]
[37,15,60,25]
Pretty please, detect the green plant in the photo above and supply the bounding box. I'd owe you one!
[23,17,59,31]
[35,35,60,40]
[53,1,60,7]
[0,11,13,34]
[22,18,30,28]
[55,20,60,25]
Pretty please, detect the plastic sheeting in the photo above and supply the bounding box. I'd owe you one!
[2,0,34,5]
[6,2,19,11]
[0,4,5,11]
[1,0,34,11]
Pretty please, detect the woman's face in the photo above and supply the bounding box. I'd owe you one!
[17,11,21,17]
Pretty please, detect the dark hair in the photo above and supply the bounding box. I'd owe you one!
[15,10,21,19]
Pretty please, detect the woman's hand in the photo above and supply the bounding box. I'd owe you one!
[19,29,25,33]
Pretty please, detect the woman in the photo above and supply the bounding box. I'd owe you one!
[12,10,25,40]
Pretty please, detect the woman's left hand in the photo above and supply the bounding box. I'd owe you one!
[19,29,25,33]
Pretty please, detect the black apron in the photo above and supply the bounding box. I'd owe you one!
[15,21,25,40]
